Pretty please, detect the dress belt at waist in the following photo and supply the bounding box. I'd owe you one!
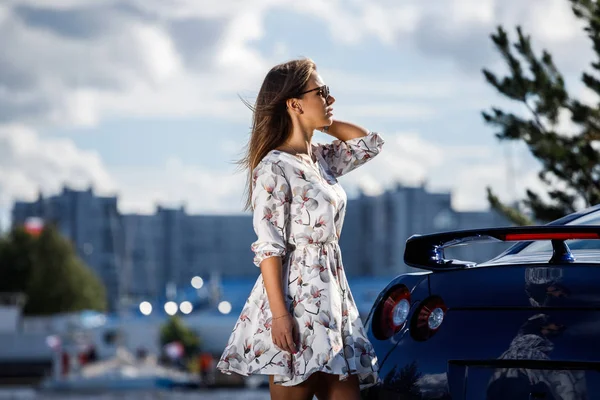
[289,241,339,249]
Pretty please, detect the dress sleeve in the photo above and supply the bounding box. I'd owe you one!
[316,131,385,178]
[250,161,292,267]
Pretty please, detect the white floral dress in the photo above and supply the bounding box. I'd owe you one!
[217,132,384,388]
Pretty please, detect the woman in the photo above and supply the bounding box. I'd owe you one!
[217,58,384,400]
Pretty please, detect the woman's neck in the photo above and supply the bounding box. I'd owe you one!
[284,126,314,155]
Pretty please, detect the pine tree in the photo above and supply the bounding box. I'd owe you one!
[482,0,600,225]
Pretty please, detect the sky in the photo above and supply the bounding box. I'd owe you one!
[0,0,596,225]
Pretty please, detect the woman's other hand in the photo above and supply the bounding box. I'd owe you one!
[271,313,298,354]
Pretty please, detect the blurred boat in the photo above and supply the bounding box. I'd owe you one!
[40,348,199,391]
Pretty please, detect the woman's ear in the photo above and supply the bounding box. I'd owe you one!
[286,98,303,115]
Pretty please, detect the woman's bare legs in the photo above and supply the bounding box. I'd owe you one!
[269,372,361,400]
[269,372,319,400]
[316,373,361,400]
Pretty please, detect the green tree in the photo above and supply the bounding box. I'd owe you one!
[159,316,201,358]
[482,0,600,225]
[0,228,37,292]
[0,225,107,315]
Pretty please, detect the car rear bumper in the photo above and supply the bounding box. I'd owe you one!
[363,360,599,399]
[449,359,597,399]
[365,309,600,399]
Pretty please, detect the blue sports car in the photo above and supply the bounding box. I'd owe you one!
[362,205,600,400]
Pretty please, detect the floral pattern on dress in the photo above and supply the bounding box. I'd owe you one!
[217,132,385,388]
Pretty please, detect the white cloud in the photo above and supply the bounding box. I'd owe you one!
[0,3,188,125]
[323,68,466,99]
[0,1,275,127]
[96,73,253,121]
[448,163,542,211]
[318,67,486,120]
[298,0,590,74]
[112,157,248,215]
[0,124,116,214]
[5,0,117,9]
[337,132,546,211]
[523,0,583,42]
[362,4,420,44]
[337,103,437,120]
[216,10,268,71]
[1,0,590,128]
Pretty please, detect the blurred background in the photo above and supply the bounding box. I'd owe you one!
[1,0,598,398]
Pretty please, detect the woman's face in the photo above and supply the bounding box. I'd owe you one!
[298,70,336,129]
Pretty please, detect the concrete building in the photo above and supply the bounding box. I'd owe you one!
[11,184,511,310]
[121,210,256,300]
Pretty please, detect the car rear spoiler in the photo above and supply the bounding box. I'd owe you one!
[404,225,600,271]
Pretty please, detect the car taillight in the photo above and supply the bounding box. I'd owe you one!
[410,295,447,341]
[373,285,411,340]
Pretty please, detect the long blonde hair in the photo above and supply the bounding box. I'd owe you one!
[238,58,316,211]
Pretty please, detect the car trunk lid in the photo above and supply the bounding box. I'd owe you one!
[428,264,600,309]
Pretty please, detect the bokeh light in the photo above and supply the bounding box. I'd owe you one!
[191,276,204,289]
[179,301,193,314]
[164,301,178,316]
[139,301,152,316]
[218,301,232,314]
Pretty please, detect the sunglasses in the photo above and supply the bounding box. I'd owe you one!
[296,85,330,99]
